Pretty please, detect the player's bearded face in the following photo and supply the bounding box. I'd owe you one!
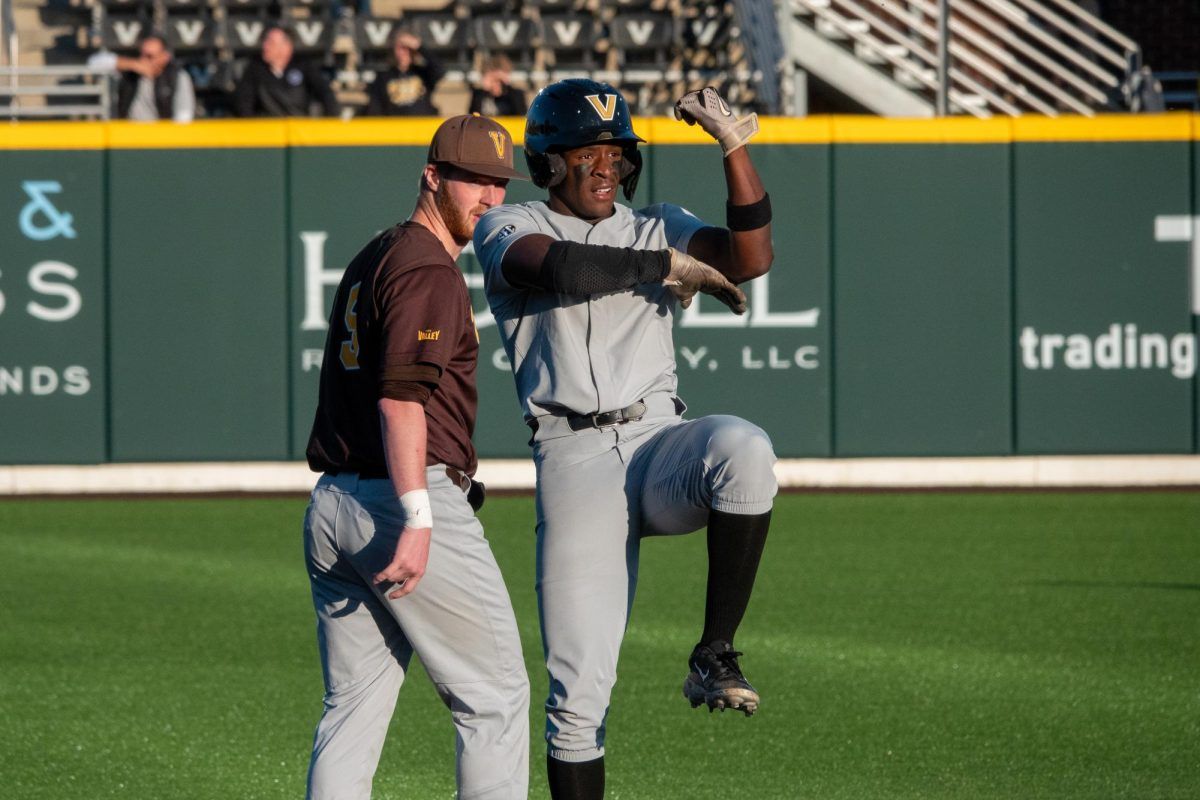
[436,168,507,243]
[550,144,624,222]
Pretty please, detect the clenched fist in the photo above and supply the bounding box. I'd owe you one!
[674,87,760,157]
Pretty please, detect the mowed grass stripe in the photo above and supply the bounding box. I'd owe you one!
[0,493,1196,799]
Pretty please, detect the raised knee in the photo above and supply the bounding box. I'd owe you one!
[706,417,775,470]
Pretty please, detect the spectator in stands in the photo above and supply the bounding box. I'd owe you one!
[234,24,340,118]
[365,30,444,116]
[468,55,527,117]
[88,33,195,123]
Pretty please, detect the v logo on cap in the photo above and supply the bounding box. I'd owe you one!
[585,94,617,121]
[488,130,506,159]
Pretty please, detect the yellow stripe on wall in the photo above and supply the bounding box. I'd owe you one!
[0,122,107,149]
[287,117,445,147]
[0,114,1196,150]
[1011,112,1194,142]
[832,115,1013,143]
[105,119,288,148]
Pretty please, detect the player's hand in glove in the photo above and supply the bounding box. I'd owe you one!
[665,247,747,314]
[374,525,431,599]
[674,87,759,156]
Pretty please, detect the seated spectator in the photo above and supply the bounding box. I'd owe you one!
[88,33,195,122]
[468,55,527,117]
[233,24,340,118]
[365,30,444,116]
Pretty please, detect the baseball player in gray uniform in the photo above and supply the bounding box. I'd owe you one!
[474,79,777,799]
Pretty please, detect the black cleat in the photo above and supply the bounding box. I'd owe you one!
[682,640,759,716]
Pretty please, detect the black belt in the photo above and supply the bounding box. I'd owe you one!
[566,400,648,431]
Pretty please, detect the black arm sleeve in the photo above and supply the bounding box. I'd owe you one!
[531,241,671,295]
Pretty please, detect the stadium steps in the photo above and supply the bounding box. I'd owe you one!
[778,0,1154,117]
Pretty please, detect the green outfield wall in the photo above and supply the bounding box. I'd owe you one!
[0,115,1197,463]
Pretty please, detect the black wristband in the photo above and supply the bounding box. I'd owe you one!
[726,193,772,232]
[541,241,671,295]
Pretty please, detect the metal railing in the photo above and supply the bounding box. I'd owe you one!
[0,66,112,120]
[786,0,1145,116]
[734,0,787,114]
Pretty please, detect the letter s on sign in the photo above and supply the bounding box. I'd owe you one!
[27,261,82,322]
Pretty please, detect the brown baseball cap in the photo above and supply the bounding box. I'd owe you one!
[427,114,529,181]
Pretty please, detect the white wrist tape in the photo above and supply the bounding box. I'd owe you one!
[399,489,433,529]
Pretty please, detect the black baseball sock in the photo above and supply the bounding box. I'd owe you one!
[547,755,605,800]
[699,508,772,649]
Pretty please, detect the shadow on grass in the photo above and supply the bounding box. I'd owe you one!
[1027,580,1200,592]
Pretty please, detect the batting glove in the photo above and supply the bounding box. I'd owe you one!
[674,87,759,156]
[665,248,748,314]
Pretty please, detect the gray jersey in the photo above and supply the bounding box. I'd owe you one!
[474,200,707,418]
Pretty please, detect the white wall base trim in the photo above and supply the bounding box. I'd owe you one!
[2,456,1199,495]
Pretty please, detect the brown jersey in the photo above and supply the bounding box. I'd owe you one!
[306,222,479,476]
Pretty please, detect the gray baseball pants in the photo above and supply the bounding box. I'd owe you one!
[531,392,778,762]
[303,467,530,799]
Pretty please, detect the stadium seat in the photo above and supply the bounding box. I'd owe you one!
[100,15,152,52]
[682,6,734,69]
[539,13,601,72]
[164,16,218,52]
[406,12,472,72]
[608,12,676,71]
[472,14,537,70]
[355,16,398,58]
[222,16,271,54]
[289,17,336,54]
[684,9,731,53]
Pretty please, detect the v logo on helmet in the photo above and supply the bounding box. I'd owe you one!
[488,131,506,159]
[585,94,617,121]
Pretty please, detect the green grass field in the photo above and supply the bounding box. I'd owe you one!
[1,492,1197,799]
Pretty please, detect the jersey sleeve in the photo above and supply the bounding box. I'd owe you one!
[473,204,541,297]
[374,263,468,401]
[651,202,709,252]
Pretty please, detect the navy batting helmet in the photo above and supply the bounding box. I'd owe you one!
[524,79,645,200]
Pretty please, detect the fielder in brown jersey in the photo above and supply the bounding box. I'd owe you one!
[301,115,531,800]
[306,221,480,480]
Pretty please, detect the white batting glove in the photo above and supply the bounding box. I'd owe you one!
[665,248,747,314]
[673,87,759,156]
